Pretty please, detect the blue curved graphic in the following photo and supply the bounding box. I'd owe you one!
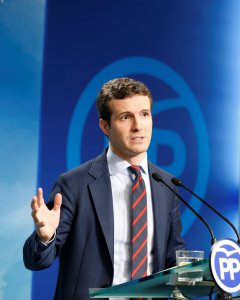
[67,56,210,235]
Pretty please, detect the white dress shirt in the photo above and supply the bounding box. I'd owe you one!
[107,148,154,300]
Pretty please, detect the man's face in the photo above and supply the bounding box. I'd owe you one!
[99,94,153,164]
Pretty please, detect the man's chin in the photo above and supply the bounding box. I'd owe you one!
[132,141,149,150]
[128,146,149,156]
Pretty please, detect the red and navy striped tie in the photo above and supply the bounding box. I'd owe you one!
[128,165,148,282]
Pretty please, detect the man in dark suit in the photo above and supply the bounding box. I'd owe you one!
[23,77,185,299]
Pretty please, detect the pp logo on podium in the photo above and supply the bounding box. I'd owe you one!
[210,239,240,294]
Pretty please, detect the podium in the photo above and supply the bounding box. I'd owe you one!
[89,259,223,298]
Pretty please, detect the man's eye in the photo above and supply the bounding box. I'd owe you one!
[121,115,130,120]
[142,112,150,117]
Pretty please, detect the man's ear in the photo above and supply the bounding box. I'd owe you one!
[99,119,110,136]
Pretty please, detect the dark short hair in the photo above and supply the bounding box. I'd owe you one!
[96,77,152,125]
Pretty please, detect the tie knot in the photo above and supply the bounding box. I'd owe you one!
[128,165,142,177]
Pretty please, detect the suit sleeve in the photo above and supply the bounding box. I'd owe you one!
[23,174,76,270]
[165,191,186,268]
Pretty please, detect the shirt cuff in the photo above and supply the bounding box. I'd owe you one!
[38,231,56,247]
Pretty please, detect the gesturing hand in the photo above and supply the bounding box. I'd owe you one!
[31,187,62,243]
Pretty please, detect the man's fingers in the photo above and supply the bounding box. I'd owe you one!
[53,193,62,212]
[31,196,38,211]
[37,187,44,206]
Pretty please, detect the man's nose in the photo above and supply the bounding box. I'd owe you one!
[132,116,143,131]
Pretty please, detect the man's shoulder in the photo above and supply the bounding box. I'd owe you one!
[60,150,108,180]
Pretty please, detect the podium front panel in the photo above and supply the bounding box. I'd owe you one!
[89,259,219,298]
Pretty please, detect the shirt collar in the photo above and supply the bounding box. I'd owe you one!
[107,147,148,176]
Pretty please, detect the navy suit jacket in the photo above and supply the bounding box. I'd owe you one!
[23,150,185,300]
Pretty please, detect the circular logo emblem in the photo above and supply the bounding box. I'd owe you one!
[210,239,240,294]
[67,56,210,235]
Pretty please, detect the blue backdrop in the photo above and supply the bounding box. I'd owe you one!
[0,0,45,299]
[32,1,240,299]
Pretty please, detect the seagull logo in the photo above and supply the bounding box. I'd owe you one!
[210,239,240,294]
[217,247,240,257]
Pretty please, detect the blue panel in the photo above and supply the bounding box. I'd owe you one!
[33,1,240,298]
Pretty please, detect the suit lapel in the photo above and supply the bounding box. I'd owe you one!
[148,162,169,272]
[88,152,114,265]
[87,155,170,271]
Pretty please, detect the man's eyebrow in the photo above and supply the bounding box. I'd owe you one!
[117,111,132,116]
[141,109,151,112]
[118,109,151,115]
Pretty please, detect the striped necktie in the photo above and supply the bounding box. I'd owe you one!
[128,165,148,281]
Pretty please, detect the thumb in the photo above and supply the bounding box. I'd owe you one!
[53,193,62,212]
